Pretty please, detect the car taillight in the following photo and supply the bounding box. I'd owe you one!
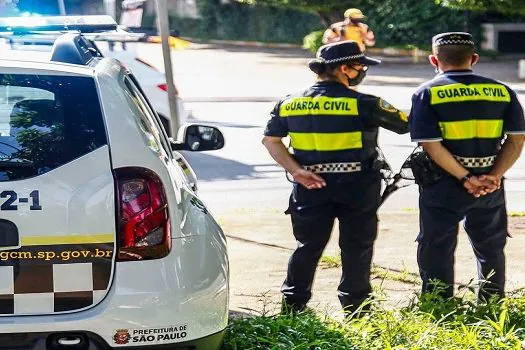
[157,83,179,96]
[114,167,171,261]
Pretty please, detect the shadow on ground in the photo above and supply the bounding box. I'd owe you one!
[190,43,313,59]
[181,151,283,181]
[186,119,260,129]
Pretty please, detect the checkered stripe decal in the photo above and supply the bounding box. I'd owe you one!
[454,155,496,168]
[0,243,113,315]
[436,39,475,46]
[303,162,361,173]
[0,262,111,315]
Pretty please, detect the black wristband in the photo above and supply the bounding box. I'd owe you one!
[460,172,473,185]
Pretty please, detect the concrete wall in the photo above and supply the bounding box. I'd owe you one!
[144,0,199,19]
[482,23,525,52]
[519,59,525,79]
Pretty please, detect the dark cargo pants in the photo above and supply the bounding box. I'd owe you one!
[418,176,508,300]
[281,172,381,311]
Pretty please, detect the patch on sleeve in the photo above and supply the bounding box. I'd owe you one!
[378,99,398,113]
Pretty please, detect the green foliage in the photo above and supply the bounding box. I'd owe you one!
[302,30,323,54]
[436,0,525,15]
[300,0,489,53]
[225,290,525,349]
[363,0,479,50]
[224,310,358,349]
[372,266,420,285]
[235,0,373,24]
[174,0,323,43]
[319,253,342,268]
[162,0,525,48]
[235,0,369,13]
[168,16,203,39]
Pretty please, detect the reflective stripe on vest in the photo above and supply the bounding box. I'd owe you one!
[439,119,503,140]
[430,83,510,105]
[289,131,362,151]
[280,96,359,117]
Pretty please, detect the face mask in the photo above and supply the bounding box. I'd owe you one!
[345,69,367,86]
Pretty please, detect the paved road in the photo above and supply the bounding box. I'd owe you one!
[132,43,525,214]
[110,42,525,313]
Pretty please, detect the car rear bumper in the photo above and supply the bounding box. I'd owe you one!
[0,235,229,348]
[0,328,225,350]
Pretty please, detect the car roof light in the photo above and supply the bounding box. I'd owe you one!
[0,15,118,34]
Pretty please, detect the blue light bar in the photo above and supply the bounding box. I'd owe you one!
[0,15,118,34]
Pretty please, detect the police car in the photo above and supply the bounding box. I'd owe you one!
[97,43,190,138]
[0,16,228,350]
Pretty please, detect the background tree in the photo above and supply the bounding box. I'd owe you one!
[435,0,525,15]
[235,0,372,24]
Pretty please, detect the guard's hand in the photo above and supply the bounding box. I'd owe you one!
[479,174,502,191]
[292,169,327,190]
[462,175,498,197]
[462,180,482,197]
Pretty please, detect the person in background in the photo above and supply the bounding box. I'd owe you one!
[322,8,375,51]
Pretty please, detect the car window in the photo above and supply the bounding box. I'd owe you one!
[0,74,107,181]
[123,76,172,157]
[127,74,172,144]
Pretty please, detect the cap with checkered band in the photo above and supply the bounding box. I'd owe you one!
[432,32,475,48]
[314,41,381,67]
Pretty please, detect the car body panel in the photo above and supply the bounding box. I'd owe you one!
[0,48,227,348]
[0,58,94,77]
[98,43,189,136]
[0,232,228,346]
[0,147,116,316]
[0,68,116,316]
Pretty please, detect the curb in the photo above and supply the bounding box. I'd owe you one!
[181,37,303,49]
[182,37,435,59]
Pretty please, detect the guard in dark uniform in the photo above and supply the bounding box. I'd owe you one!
[409,32,525,300]
[262,40,409,313]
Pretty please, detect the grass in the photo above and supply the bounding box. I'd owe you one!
[320,254,420,285]
[319,254,342,269]
[509,211,525,217]
[224,288,525,349]
[371,265,420,285]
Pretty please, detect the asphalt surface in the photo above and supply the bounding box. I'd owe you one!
[128,42,525,315]
[131,42,525,214]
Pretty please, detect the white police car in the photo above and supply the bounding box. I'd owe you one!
[0,16,228,350]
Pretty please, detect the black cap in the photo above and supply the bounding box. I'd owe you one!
[315,41,381,66]
[432,32,475,48]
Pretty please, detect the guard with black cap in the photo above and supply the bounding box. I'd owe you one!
[262,40,409,314]
[409,32,525,301]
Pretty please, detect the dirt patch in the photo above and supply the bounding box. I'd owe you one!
[221,207,525,317]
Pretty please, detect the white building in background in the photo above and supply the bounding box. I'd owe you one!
[99,0,200,23]
[142,0,199,19]
[481,23,525,54]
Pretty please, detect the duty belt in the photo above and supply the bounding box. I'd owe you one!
[454,155,496,168]
[303,162,361,173]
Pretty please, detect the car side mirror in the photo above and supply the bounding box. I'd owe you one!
[170,124,224,151]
